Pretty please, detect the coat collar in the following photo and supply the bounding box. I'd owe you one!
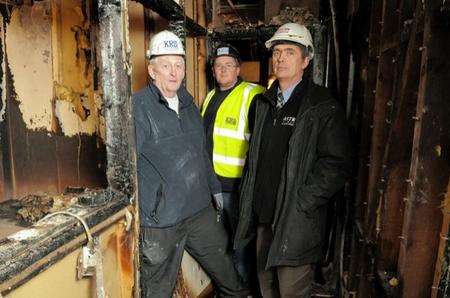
[148,82,192,108]
[263,75,312,108]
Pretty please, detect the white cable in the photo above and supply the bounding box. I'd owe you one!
[40,211,93,245]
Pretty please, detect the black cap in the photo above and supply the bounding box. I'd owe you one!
[211,44,240,64]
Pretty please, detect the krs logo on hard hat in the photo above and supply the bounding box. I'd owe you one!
[164,40,179,48]
[147,30,185,58]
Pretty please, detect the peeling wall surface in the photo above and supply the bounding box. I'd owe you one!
[53,0,98,137]
[4,2,100,136]
[6,4,53,131]
[0,1,107,201]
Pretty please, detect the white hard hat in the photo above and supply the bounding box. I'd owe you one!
[147,30,185,58]
[265,23,314,58]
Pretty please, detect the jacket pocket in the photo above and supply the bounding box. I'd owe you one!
[150,183,164,223]
[281,206,322,259]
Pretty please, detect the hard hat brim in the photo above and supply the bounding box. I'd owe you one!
[265,37,314,59]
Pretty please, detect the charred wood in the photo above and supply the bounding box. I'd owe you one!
[97,0,135,197]
[0,192,128,295]
[136,0,206,36]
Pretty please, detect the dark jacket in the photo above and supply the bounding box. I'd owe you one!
[133,83,221,228]
[234,78,352,268]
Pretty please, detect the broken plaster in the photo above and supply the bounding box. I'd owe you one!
[6,5,53,131]
[4,4,101,138]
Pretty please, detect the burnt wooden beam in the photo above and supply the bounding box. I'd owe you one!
[0,0,22,5]
[97,0,136,197]
[376,0,423,277]
[353,0,382,226]
[329,0,341,96]
[349,0,382,292]
[196,0,207,104]
[363,0,400,244]
[97,3,139,297]
[169,19,186,45]
[434,187,450,297]
[136,0,206,37]
[209,25,276,42]
[397,2,450,297]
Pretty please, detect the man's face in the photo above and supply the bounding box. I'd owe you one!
[272,43,310,84]
[148,55,185,98]
[213,56,240,90]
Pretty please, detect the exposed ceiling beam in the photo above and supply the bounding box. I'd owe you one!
[0,0,23,5]
[209,25,276,42]
[136,0,206,37]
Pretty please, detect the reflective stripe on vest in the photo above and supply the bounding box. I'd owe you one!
[201,81,264,178]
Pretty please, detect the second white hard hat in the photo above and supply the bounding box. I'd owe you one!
[147,30,185,58]
[265,23,314,59]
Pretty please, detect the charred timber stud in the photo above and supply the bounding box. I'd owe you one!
[97,0,134,196]
[99,0,121,6]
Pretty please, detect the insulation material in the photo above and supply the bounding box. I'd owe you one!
[6,4,53,131]
[5,3,99,137]
[53,1,98,137]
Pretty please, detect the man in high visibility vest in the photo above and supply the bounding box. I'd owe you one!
[201,43,264,288]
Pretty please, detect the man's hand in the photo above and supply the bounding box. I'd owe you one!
[213,193,224,211]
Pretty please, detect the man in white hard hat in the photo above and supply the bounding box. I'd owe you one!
[234,23,352,297]
[201,43,264,290]
[133,30,248,298]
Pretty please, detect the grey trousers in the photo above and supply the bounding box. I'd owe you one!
[256,224,313,298]
[140,205,248,298]
[222,192,255,286]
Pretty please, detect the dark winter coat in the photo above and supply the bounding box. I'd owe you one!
[234,78,352,268]
[133,83,221,228]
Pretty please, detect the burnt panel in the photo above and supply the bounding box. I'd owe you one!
[3,66,58,199]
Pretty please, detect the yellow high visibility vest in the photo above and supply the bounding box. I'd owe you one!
[201,81,265,178]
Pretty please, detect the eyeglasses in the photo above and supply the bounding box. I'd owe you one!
[213,63,238,70]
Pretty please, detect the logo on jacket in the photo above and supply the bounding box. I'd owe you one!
[281,116,296,126]
[226,117,237,126]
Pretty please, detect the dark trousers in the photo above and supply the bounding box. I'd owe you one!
[140,205,248,298]
[256,224,313,298]
[222,192,255,285]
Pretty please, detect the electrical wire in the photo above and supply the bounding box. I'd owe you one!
[40,211,93,246]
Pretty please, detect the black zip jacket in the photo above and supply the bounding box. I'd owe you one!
[234,78,352,268]
[133,83,221,228]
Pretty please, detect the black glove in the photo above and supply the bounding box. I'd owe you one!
[213,193,224,211]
